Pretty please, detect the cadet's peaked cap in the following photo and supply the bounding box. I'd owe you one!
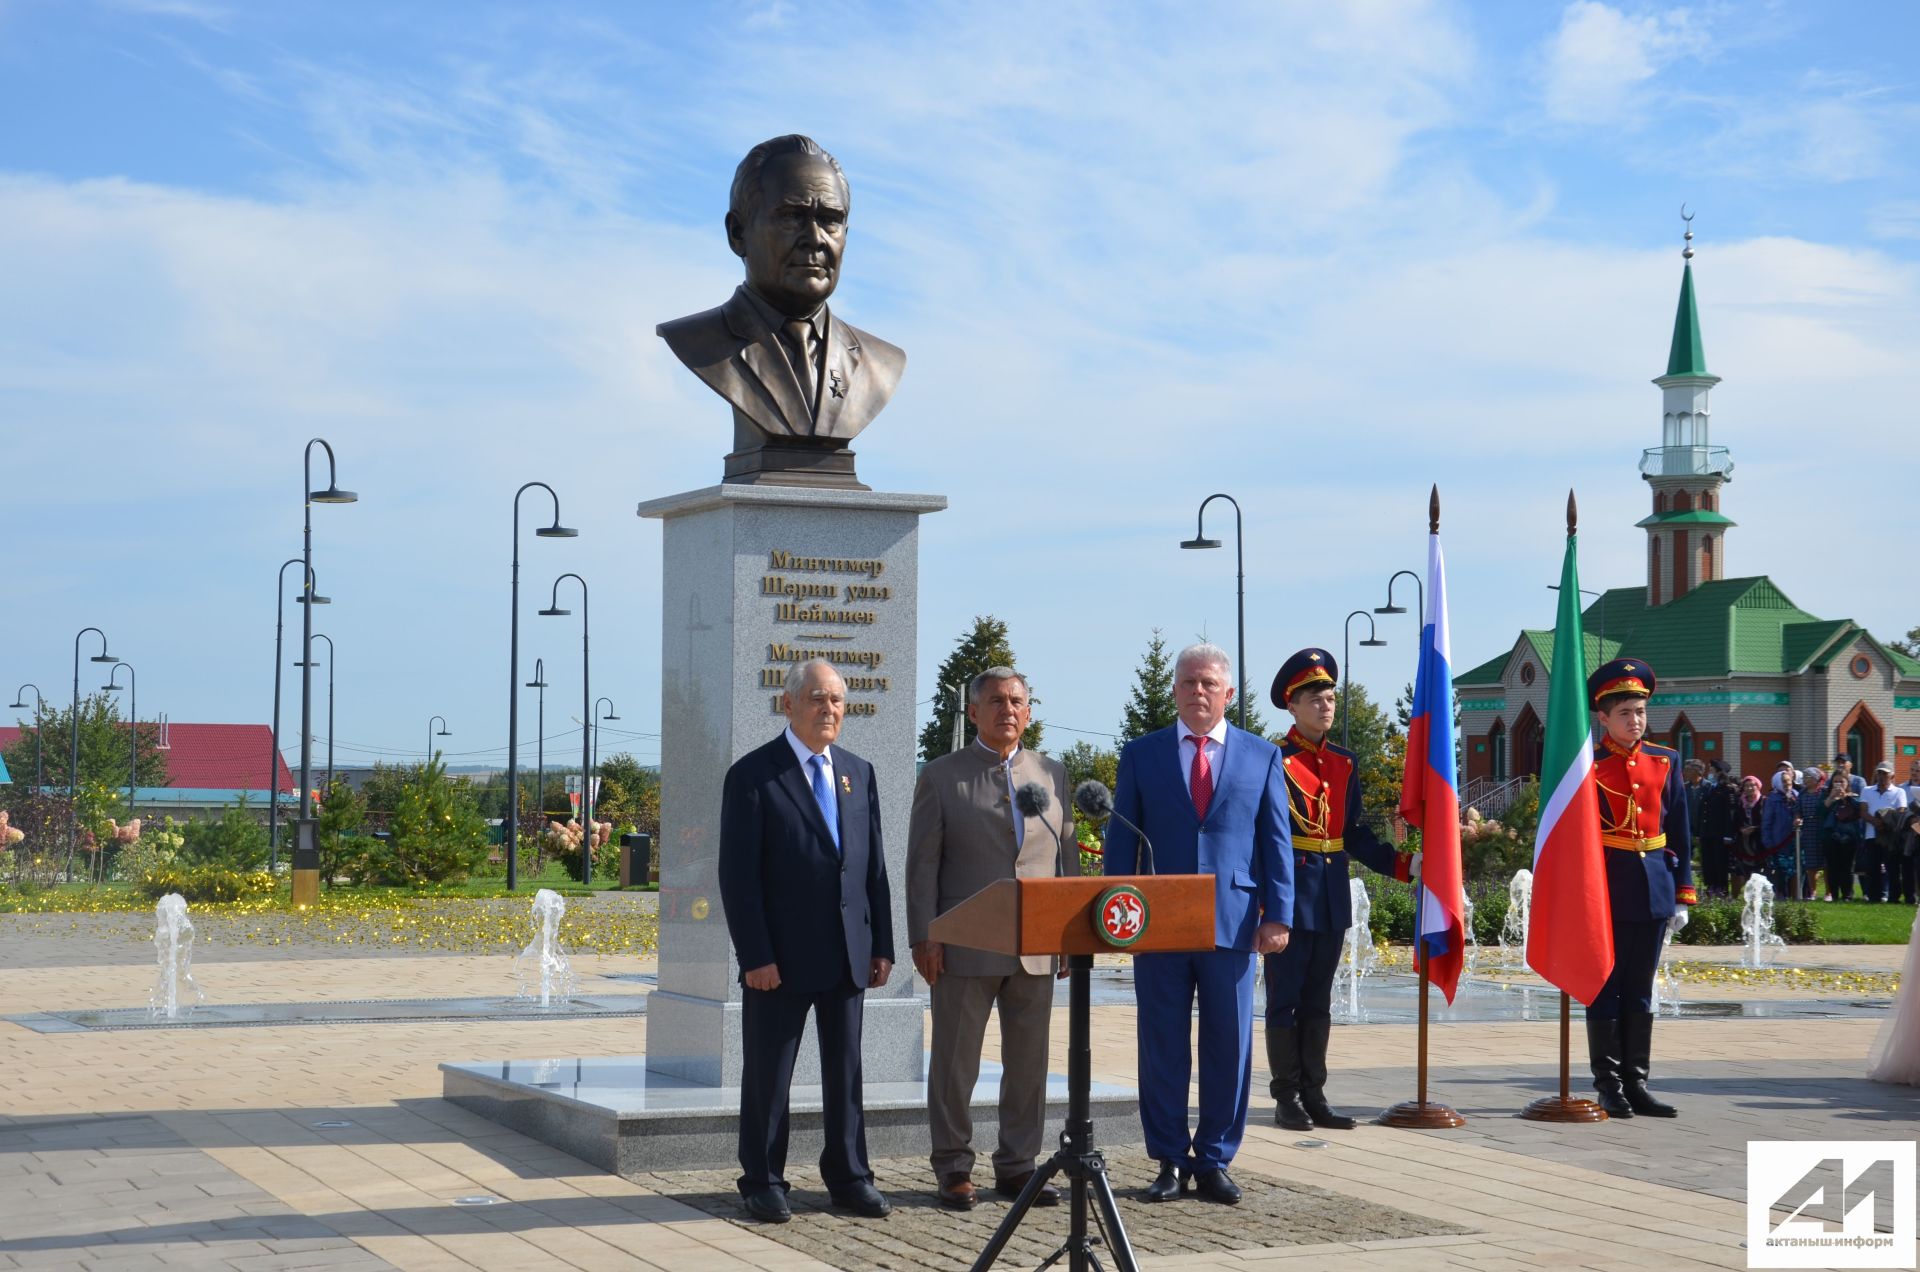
[1272,648,1338,709]
[1587,657,1656,709]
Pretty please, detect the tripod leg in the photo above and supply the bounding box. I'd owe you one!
[1089,1169,1141,1272]
[968,1155,1065,1272]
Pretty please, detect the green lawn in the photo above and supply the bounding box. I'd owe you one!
[1806,900,1917,944]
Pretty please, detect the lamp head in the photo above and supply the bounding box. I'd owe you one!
[1180,536,1222,550]
[6,701,23,710]
[537,522,578,539]
[603,712,620,721]
[311,486,358,505]
[524,678,548,689]
[538,606,570,617]
[90,653,117,664]
[1375,603,1407,615]
[1360,638,1388,648]
[436,727,451,737]
[296,594,332,605]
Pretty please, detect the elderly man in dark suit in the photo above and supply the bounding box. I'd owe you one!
[718,657,895,1224]
[658,134,905,487]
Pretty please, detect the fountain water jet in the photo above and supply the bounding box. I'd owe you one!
[149,894,205,1021]
[1740,875,1787,969]
[1331,878,1377,1023]
[514,888,577,1008]
[1499,869,1533,968]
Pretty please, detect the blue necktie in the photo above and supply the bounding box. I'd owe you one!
[810,754,841,855]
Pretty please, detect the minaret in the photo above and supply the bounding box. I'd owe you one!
[1639,211,1733,606]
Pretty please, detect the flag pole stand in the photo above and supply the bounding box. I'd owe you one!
[1377,953,1465,1129]
[1520,991,1607,1122]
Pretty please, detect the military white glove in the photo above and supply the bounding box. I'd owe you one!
[1665,909,1689,938]
[1408,852,1423,886]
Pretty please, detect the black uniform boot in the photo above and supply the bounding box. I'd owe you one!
[1621,1012,1677,1117]
[1266,1025,1313,1131]
[1584,1015,1633,1119]
[1299,1019,1357,1130]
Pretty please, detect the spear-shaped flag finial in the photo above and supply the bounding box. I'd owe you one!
[1428,484,1440,535]
[1566,489,1578,538]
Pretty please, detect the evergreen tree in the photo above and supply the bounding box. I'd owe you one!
[1059,740,1119,792]
[918,616,1043,761]
[2,693,168,798]
[1332,682,1401,839]
[1895,624,1920,659]
[1234,675,1273,738]
[1118,629,1178,742]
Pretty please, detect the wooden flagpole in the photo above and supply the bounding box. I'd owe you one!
[1378,486,1464,1131]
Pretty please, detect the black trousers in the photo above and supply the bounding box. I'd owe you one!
[737,977,871,1194]
[1827,841,1856,899]
[1891,849,1919,905]
[1857,841,1887,902]
[1701,837,1729,895]
[1263,928,1342,1029]
[1587,917,1664,1019]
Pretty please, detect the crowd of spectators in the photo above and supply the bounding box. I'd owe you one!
[1680,754,1920,904]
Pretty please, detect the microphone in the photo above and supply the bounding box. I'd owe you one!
[1015,781,1069,876]
[1072,780,1156,875]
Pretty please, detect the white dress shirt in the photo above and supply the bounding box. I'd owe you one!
[1861,782,1909,839]
[1177,718,1229,797]
[784,727,834,792]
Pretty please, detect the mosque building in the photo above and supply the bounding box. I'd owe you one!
[1454,223,1920,792]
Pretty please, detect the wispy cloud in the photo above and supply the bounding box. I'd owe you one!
[1538,1,1705,126]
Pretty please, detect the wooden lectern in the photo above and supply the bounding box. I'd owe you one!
[931,874,1216,1272]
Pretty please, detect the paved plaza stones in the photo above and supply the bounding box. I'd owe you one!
[0,914,1913,1270]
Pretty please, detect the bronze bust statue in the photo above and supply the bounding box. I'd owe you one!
[658,135,904,490]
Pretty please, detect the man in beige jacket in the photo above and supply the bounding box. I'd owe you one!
[907,667,1076,1211]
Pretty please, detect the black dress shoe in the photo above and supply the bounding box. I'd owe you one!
[1191,1168,1242,1205]
[1273,1092,1314,1132]
[994,1171,1060,1206]
[1144,1159,1187,1202]
[1302,1094,1358,1131]
[829,1179,892,1218]
[741,1186,791,1224]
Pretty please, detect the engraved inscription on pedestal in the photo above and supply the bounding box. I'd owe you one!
[639,484,945,1087]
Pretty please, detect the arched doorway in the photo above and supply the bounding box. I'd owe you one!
[1489,718,1508,780]
[1671,712,1696,764]
[1837,701,1884,774]
[1511,704,1544,779]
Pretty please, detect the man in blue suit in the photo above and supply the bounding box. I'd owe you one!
[1105,643,1293,1205]
[719,658,895,1224]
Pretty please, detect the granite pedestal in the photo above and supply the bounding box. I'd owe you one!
[440,1055,1141,1175]
[637,483,946,1087]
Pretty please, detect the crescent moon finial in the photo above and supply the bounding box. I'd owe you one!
[1680,204,1695,260]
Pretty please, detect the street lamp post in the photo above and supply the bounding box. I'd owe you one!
[426,715,451,766]
[508,483,577,892]
[1180,493,1247,730]
[8,684,45,791]
[69,628,119,881]
[1376,570,1425,629]
[540,574,592,882]
[526,658,549,861]
[311,634,335,791]
[1341,610,1388,750]
[296,439,356,906]
[271,558,327,869]
[593,697,619,789]
[101,663,137,820]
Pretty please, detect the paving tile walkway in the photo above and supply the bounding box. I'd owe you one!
[1,920,1913,1270]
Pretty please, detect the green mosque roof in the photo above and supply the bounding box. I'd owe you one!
[1665,262,1709,378]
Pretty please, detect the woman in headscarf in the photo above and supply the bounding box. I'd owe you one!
[1728,775,1766,893]
[1760,769,1802,896]
[1795,768,1827,899]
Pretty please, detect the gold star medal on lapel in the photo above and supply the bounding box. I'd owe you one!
[829,369,847,399]
[840,774,852,795]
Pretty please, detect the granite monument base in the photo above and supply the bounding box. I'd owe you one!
[637,483,947,1088]
[441,1055,1141,1175]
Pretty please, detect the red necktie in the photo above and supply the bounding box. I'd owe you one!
[1188,735,1213,820]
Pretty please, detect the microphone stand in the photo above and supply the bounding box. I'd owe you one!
[973,794,1151,1272]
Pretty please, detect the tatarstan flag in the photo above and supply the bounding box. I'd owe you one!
[1525,522,1614,1004]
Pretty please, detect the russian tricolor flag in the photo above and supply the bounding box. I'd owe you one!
[1398,510,1466,1003]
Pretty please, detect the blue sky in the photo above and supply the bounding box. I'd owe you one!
[4,1,1918,771]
